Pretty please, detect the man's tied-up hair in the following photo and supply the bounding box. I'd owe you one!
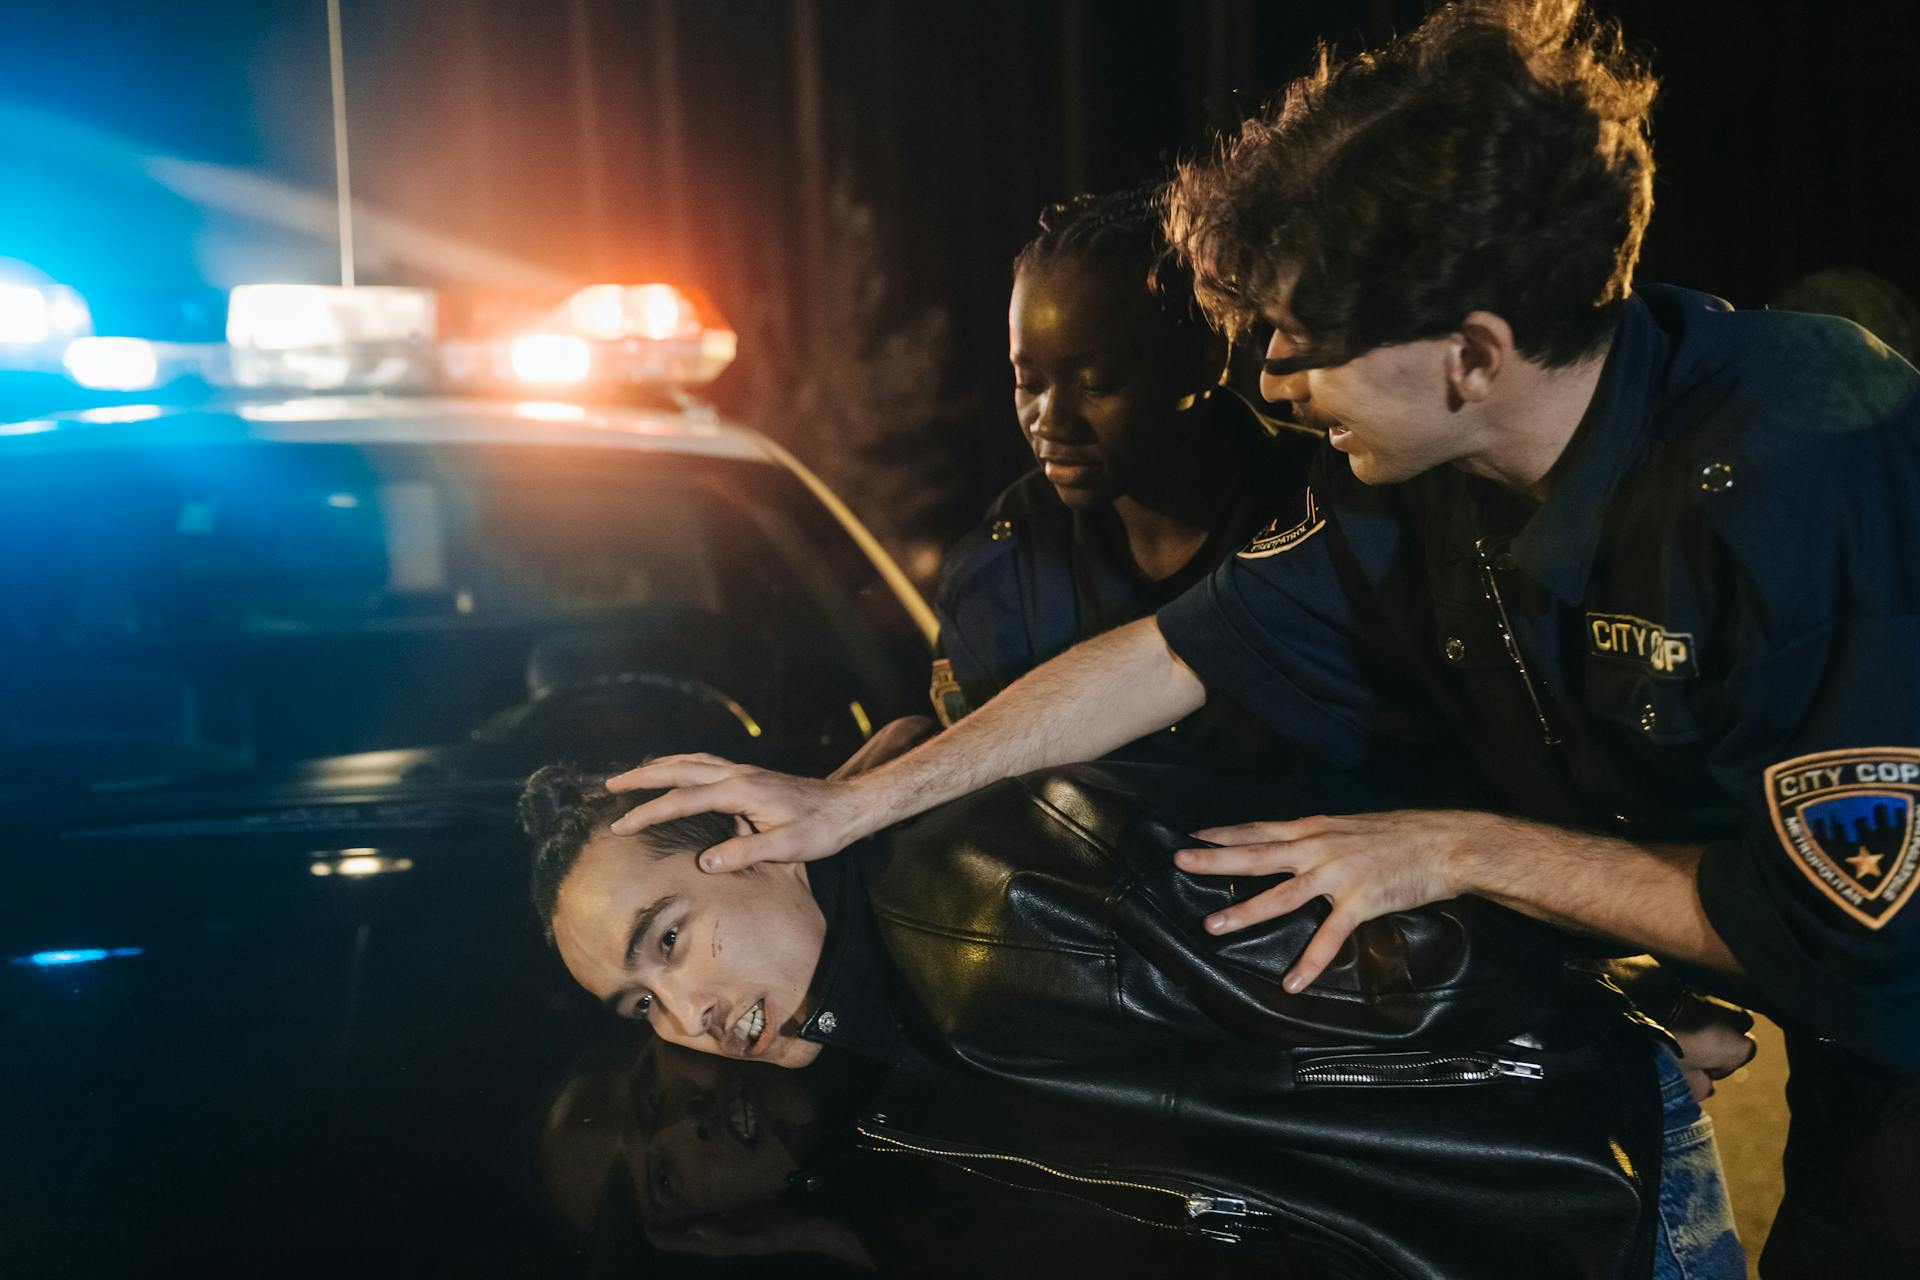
[520,762,738,944]
[1164,0,1658,370]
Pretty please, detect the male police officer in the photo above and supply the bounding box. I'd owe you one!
[609,2,1920,1272]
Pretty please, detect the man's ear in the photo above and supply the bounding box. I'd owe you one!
[1447,311,1515,406]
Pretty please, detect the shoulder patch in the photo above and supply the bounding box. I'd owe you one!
[1765,747,1920,929]
[1239,486,1326,559]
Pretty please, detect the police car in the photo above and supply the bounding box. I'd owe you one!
[0,279,936,1271]
[0,279,934,803]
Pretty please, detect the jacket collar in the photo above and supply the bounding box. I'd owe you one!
[1508,291,1670,604]
[796,843,905,1065]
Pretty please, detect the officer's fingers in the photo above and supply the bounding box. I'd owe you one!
[1203,871,1322,935]
[1705,1033,1758,1080]
[1684,1066,1716,1103]
[698,822,834,874]
[1282,908,1359,995]
[607,782,740,836]
[1177,842,1300,877]
[605,756,742,793]
[1190,815,1331,846]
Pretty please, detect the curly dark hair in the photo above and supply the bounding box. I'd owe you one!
[520,762,739,944]
[1013,184,1209,333]
[1165,0,1657,370]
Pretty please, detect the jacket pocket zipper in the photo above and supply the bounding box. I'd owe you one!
[1294,1051,1546,1087]
[854,1121,1270,1240]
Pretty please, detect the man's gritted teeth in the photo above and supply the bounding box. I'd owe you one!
[724,998,768,1058]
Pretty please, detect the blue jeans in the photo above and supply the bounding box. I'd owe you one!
[1652,1047,1746,1279]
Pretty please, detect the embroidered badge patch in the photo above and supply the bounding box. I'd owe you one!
[1239,486,1326,559]
[1586,612,1697,677]
[1765,747,1920,929]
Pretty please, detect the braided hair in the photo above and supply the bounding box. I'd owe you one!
[1011,184,1205,331]
[519,762,739,943]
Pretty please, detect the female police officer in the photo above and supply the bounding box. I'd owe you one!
[834,188,1317,780]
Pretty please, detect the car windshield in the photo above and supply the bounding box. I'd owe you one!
[0,433,928,796]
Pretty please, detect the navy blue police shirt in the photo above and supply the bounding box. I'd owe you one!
[1157,284,1920,1068]
[932,389,1318,765]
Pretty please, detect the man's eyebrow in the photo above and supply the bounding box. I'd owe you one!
[625,895,678,967]
[599,895,678,1012]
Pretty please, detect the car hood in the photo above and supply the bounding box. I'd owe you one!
[1,758,594,1272]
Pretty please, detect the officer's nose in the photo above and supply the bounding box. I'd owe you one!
[1260,330,1311,407]
[1029,388,1081,442]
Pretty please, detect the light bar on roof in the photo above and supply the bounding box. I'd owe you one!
[509,334,592,384]
[0,283,91,347]
[62,337,160,391]
[227,285,436,350]
[563,283,699,342]
[226,284,438,390]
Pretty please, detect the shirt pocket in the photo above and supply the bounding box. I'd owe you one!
[1583,660,1705,746]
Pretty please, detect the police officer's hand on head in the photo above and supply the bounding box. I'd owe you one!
[606,754,871,872]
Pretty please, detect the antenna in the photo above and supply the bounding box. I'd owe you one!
[326,0,356,287]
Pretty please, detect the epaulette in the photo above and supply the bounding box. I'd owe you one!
[933,470,1062,609]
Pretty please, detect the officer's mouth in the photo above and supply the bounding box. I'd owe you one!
[1038,449,1102,487]
[1043,460,1101,487]
[1327,424,1355,451]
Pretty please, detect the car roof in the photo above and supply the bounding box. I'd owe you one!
[0,395,779,462]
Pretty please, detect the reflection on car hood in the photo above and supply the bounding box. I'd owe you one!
[1,792,607,1274]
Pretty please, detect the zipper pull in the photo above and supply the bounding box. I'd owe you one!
[1494,1057,1546,1081]
[1187,1193,1248,1219]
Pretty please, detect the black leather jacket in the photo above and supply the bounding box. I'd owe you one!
[796,763,1661,1278]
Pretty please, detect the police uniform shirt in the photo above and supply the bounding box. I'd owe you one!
[931,389,1317,763]
[1156,284,1920,1068]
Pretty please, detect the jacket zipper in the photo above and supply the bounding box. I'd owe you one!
[1475,537,1561,746]
[1294,1051,1546,1087]
[854,1121,1269,1240]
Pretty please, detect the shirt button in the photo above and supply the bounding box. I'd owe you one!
[1638,703,1658,733]
[1698,461,1736,493]
[816,1010,838,1034]
[1443,636,1467,663]
[989,519,1015,541]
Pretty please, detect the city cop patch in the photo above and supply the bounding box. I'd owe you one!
[1765,747,1920,930]
[1239,486,1325,559]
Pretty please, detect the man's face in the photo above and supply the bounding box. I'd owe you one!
[1260,321,1463,486]
[1009,259,1200,511]
[551,833,827,1068]
[627,1041,818,1224]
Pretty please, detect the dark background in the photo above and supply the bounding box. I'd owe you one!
[4,0,1916,559]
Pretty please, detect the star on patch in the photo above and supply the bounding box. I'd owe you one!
[1847,848,1885,879]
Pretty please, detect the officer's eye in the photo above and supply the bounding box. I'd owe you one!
[1013,378,1043,394]
[660,927,677,957]
[630,992,653,1020]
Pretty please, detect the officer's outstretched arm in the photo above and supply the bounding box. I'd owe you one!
[606,617,1207,871]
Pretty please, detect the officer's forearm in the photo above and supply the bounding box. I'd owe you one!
[846,617,1207,833]
[1449,821,1744,974]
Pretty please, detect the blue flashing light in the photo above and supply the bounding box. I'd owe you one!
[11,947,145,968]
